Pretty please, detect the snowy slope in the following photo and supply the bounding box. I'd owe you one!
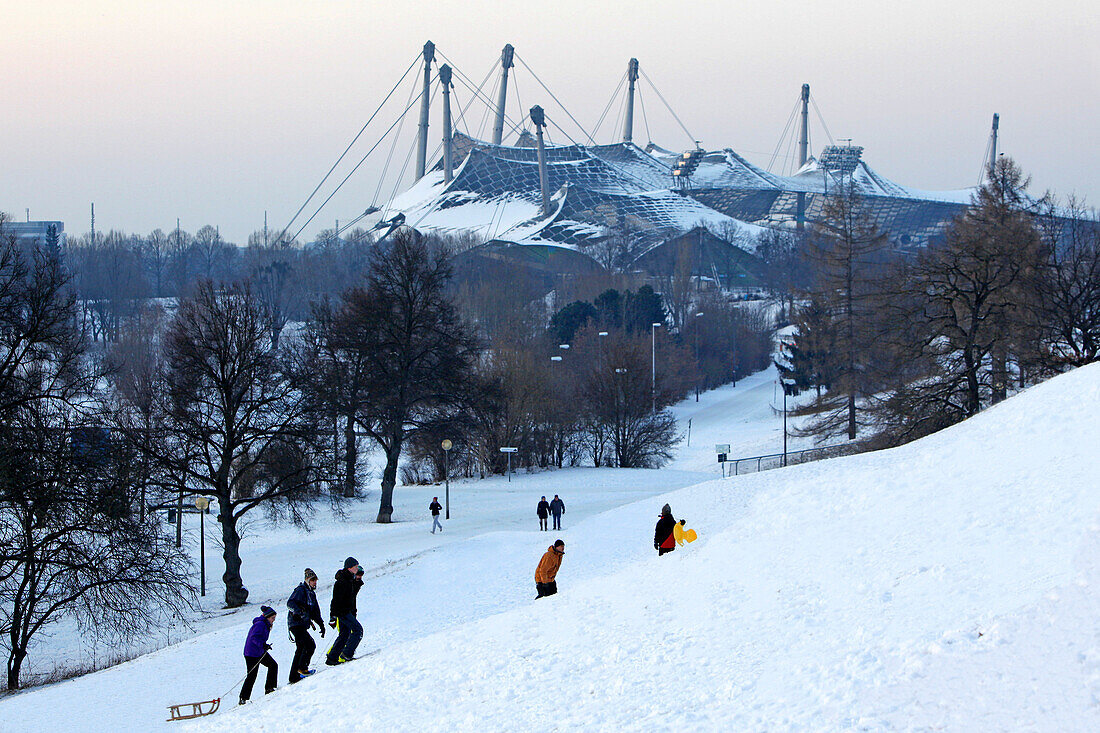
[4,364,1100,730]
[187,363,1099,731]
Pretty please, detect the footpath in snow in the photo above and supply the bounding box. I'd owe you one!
[5,364,1100,730]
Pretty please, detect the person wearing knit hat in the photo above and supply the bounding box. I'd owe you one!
[240,605,279,704]
[326,557,364,665]
[654,503,681,556]
[287,568,324,683]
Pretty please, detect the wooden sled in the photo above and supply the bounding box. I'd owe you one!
[167,698,220,722]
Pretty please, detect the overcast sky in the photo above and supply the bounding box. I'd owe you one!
[3,0,1097,244]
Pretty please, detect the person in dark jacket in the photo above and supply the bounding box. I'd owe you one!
[654,503,683,556]
[287,568,325,683]
[429,497,443,534]
[326,557,364,665]
[549,494,565,530]
[535,540,565,598]
[536,496,550,531]
[240,606,278,704]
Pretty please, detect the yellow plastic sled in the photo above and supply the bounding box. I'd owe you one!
[673,523,698,545]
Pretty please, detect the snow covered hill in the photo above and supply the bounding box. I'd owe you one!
[4,364,1100,730]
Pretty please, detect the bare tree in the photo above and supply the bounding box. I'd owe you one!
[347,229,480,523]
[151,281,322,606]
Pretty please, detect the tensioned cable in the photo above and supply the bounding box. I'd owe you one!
[515,53,597,145]
[287,72,437,244]
[591,71,628,142]
[438,50,524,138]
[810,95,835,146]
[511,72,525,143]
[637,84,653,147]
[381,79,441,221]
[611,88,627,147]
[272,53,420,246]
[374,67,421,207]
[638,67,696,146]
[767,99,800,173]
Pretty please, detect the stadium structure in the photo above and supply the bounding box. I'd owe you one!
[293,43,1018,287]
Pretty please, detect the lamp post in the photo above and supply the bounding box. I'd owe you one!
[781,379,793,467]
[651,322,661,413]
[694,311,704,401]
[194,497,209,597]
[441,439,453,519]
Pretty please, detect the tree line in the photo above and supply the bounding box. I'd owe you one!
[775,157,1100,447]
[1,218,770,686]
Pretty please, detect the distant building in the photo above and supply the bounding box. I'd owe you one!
[1,220,66,251]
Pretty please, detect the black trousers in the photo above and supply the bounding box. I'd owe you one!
[240,652,278,701]
[658,546,675,556]
[289,626,316,682]
[536,581,557,598]
[539,517,548,530]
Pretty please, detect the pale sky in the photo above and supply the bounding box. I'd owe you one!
[3,0,1097,243]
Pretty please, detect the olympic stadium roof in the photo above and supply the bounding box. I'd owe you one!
[381,131,983,264]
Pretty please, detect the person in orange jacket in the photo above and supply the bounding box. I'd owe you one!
[535,539,565,598]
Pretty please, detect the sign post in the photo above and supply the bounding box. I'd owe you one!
[441,439,453,519]
[716,444,730,478]
[500,447,518,482]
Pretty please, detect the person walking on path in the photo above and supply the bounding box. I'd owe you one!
[549,494,565,531]
[430,497,443,534]
[537,496,551,531]
[240,606,279,704]
[287,568,325,683]
[535,540,565,598]
[326,557,364,665]
[654,503,683,556]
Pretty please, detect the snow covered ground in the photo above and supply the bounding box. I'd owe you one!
[3,363,1099,730]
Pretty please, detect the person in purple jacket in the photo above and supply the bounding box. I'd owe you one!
[240,605,279,704]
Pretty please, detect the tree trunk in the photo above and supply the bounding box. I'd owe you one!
[963,348,982,416]
[343,414,358,498]
[7,609,26,690]
[376,438,401,523]
[219,503,249,607]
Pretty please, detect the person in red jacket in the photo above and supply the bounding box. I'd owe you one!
[654,503,683,556]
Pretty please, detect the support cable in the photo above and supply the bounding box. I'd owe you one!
[810,95,835,146]
[438,50,524,138]
[637,84,653,147]
[287,72,436,244]
[592,72,628,142]
[273,53,420,245]
[374,68,421,207]
[638,67,696,146]
[515,53,597,145]
[767,99,799,173]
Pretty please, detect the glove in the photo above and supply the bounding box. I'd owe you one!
[654,542,659,550]
[679,519,686,526]
[329,618,337,628]
[320,626,326,638]
[264,643,272,651]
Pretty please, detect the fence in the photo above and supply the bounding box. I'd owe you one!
[722,443,854,477]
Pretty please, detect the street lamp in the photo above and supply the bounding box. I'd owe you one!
[694,312,704,402]
[651,322,661,413]
[441,439,453,519]
[194,497,210,597]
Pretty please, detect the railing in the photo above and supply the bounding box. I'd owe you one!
[722,443,854,477]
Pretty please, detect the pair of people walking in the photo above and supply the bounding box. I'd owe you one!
[536,495,565,531]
